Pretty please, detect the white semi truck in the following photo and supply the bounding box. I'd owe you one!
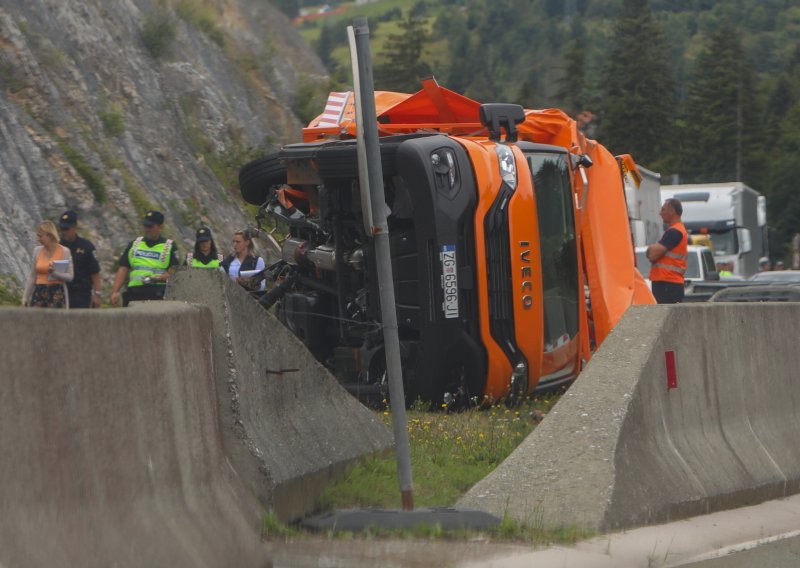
[660,183,767,278]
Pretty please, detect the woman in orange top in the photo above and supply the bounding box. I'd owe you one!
[22,220,74,308]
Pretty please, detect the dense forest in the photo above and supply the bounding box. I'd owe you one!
[282,0,800,260]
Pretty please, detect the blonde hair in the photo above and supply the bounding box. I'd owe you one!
[233,229,256,255]
[37,220,59,243]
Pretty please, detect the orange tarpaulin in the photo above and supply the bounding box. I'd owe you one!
[304,79,655,350]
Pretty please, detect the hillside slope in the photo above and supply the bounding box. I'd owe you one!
[0,0,325,294]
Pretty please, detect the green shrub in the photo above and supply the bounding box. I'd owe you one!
[98,103,125,137]
[0,276,21,306]
[58,141,107,203]
[140,9,176,59]
[291,75,341,125]
[175,0,224,47]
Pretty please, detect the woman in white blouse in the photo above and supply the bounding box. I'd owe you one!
[220,229,265,291]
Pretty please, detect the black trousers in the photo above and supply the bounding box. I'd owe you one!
[69,289,92,309]
[122,285,166,307]
[652,281,684,304]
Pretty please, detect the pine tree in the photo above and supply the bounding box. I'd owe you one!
[763,49,800,256]
[681,21,763,185]
[767,99,800,258]
[314,24,337,72]
[373,14,432,93]
[598,0,676,170]
[555,20,587,116]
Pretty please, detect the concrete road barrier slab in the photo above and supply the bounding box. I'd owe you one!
[166,269,394,521]
[0,303,265,567]
[458,304,800,532]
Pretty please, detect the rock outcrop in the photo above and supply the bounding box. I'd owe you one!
[0,0,326,293]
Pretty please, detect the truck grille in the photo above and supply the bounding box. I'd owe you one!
[484,186,518,362]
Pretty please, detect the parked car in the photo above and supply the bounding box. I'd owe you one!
[748,270,800,284]
[709,283,800,302]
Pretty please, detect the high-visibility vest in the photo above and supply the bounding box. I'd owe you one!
[650,222,688,284]
[186,252,223,269]
[128,237,173,287]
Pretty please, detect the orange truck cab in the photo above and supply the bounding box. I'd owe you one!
[239,79,653,406]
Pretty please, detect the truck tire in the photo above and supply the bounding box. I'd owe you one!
[314,142,400,178]
[239,154,286,205]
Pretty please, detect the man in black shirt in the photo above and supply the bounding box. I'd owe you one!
[58,210,101,308]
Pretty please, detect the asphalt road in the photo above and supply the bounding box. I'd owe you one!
[682,534,800,568]
[262,494,800,567]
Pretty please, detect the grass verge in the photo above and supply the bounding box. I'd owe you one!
[262,393,592,545]
[319,397,558,510]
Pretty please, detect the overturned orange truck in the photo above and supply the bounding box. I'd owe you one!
[239,79,654,406]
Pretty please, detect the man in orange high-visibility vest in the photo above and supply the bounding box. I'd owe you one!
[647,198,688,304]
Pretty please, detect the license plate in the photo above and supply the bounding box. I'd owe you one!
[440,245,459,319]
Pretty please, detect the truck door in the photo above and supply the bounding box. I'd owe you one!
[519,143,581,389]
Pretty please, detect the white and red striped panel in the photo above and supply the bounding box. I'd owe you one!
[315,91,352,127]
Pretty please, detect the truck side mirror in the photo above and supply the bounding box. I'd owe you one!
[738,228,752,254]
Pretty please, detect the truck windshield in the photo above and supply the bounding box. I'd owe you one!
[527,152,579,352]
[707,229,738,256]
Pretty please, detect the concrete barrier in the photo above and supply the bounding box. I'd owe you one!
[166,269,394,521]
[458,304,800,531]
[0,303,265,567]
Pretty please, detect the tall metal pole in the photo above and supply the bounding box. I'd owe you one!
[350,17,414,510]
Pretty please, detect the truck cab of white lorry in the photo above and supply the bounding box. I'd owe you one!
[660,183,765,278]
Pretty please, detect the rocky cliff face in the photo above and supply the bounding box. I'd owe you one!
[0,0,325,294]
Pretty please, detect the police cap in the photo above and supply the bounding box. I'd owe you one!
[196,227,213,242]
[142,210,165,226]
[59,210,78,229]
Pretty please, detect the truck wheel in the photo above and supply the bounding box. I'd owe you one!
[239,154,286,205]
[315,143,399,178]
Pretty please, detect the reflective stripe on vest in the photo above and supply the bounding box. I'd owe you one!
[129,237,172,287]
[653,262,686,275]
[650,222,688,284]
[187,252,222,269]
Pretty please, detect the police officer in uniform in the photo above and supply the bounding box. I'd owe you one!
[647,198,688,304]
[110,210,179,307]
[58,210,101,308]
[186,227,223,268]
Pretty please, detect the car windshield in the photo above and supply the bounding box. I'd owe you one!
[749,271,800,282]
